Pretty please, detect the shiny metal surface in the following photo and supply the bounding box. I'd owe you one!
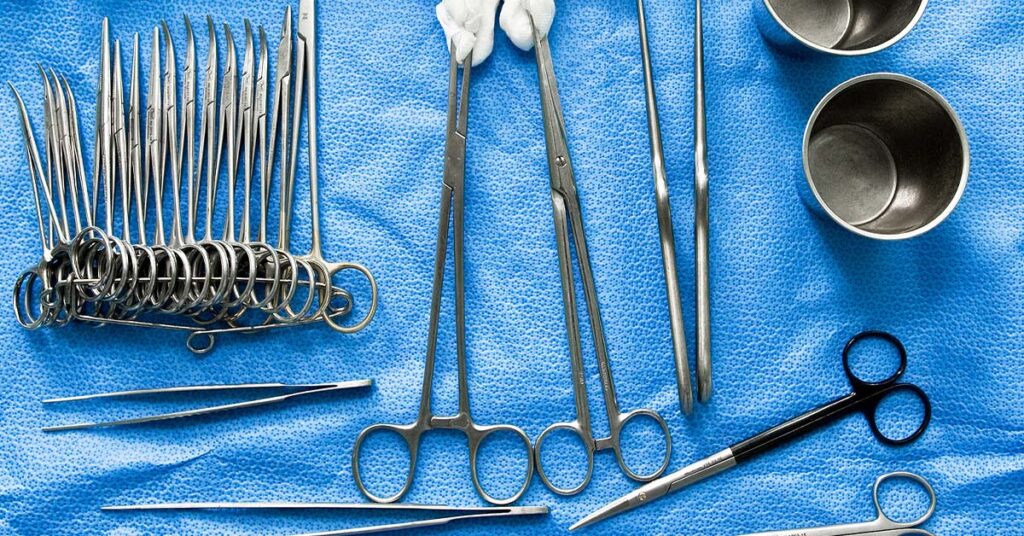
[103,503,549,536]
[570,448,736,531]
[694,0,712,403]
[43,380,372,431]
[740,472,937,536]
[351,47,534,507]
[9,3,377,352]
[636,0,692,417]
[803,73,969,240]
[755,0,929,55]
[529,19,671,497]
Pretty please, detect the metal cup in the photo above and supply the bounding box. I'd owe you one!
[801,73,969,240]
[754,0,928,55]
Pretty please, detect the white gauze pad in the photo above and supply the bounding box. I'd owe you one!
[436,0,500,66]
[499,0,556,51]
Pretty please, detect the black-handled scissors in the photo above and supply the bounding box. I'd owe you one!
[572,331,932,530]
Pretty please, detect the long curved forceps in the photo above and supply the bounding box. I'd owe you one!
[289,0,377,333]
[572,331,933,530]
[741,472,936,536]
[528,21,671,496]
[352,48,534,507]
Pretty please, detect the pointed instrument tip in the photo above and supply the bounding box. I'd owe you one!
[569,493,637,532]
[569,509,603,532]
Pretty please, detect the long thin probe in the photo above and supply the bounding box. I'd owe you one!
[694,0,712,403]
[637,0,693,416]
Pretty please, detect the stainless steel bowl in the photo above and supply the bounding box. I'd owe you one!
[755,0,928,56]
[801,73,969,240]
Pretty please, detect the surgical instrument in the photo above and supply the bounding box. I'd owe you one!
[740,472,936,536]
[288,0,378,333]
[636,0,693,417]
[44,380,371,432]
[352,40,534,507]
[571,331,931,530]
[754,0,929,56]
[102,502,549,536]
[10,3,377,353]
[694,0,712,403]
[529,17,671,496]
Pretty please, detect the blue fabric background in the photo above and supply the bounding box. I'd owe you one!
[1,0,1022,534]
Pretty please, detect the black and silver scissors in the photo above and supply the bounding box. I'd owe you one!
[572,331,932,530]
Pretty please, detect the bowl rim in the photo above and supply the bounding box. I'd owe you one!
[801,72,970,240]
[761,0,930,56]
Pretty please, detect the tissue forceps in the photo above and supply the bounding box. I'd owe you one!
[102,502,549,536]
[571,331,932,530]
[530,22,671,496]
[43,380,371,432]
[637,0,692,416]
[740,472,936,536]
[352,49,535,506]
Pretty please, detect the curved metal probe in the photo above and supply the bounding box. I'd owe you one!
[216,23,238,242]
[43,380,372,432]
[145,26,165,245]
[637,0,692,416]
[254,26,270,243]
[694,0,712,403]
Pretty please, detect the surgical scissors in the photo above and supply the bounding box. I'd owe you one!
[529,19,671,496]
[740,472,936,536]
[572,331,932,530]
[352,47,534,506]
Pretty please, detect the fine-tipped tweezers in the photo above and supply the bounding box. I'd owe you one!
[102,503,549,536]
[43,380,372,432]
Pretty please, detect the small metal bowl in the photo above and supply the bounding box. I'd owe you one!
[755,0,929,56]
[801,73,969,240]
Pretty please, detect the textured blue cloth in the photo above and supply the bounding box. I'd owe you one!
[1,0,1022,534]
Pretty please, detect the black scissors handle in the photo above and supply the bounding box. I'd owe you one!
[843,331,932,446]
[731,331,931,463]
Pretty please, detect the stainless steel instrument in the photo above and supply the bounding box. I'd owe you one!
[636,0,693,416]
